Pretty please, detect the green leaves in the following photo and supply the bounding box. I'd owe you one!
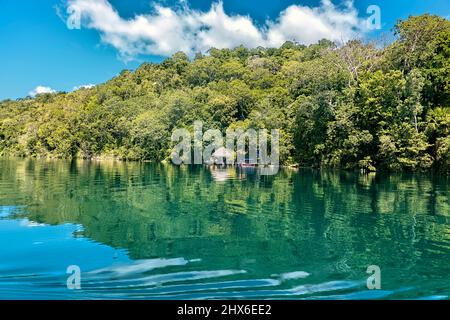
[378,123,432,171]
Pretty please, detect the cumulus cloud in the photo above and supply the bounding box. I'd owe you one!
[73,84,95,90]
[65,0,366,59]
[28,86,56,97]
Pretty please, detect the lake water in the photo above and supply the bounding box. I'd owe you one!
[0,158,449,300]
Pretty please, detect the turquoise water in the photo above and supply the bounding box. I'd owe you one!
[0,158,449,300]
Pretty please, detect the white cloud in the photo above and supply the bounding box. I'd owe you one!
[65,0,366,59]
[266,0,361,46]
[28,85,56,97]
[73,84,95,90]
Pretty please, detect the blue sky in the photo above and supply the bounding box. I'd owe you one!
[0,0,448,100]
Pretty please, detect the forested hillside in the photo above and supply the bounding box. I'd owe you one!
[1,15,449,172]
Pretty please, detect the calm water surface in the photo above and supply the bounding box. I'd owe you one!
[0,158,449,299]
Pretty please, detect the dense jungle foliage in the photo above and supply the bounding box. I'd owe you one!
[1,15,449,172]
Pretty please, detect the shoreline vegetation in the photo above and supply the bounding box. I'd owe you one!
[1,15,449,174]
